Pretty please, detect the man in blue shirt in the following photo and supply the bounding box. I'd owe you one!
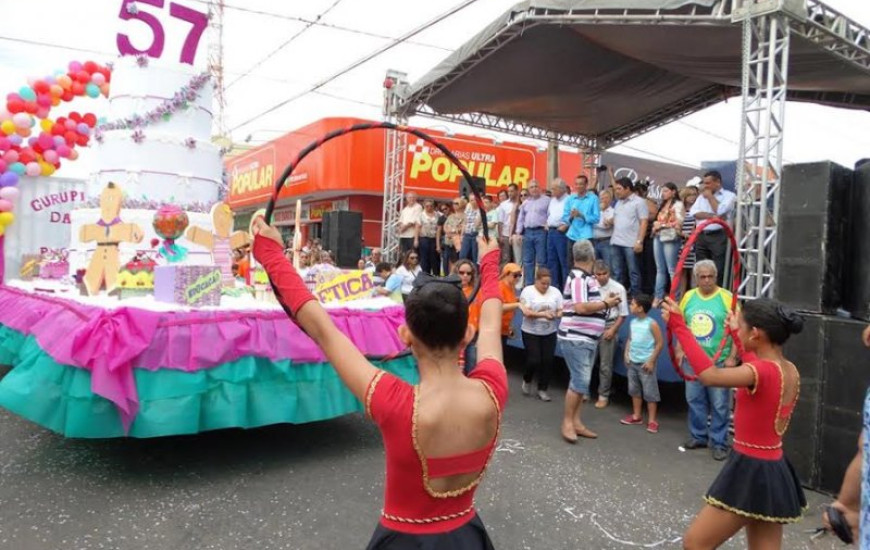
[561,174,600,270]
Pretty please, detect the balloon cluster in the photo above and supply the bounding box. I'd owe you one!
[0,60,112,235]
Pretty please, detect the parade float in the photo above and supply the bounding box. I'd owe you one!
[0,55,413,438]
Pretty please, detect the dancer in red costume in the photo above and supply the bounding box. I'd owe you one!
[661,296,807,550]
[252,218,507,550]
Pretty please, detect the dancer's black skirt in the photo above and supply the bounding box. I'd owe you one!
[366,514,495,550]
[705,450,807,523]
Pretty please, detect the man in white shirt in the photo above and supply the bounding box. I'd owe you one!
[497,183,520,264]
[592,260,628,408]
[689,170,736,286]
[398,192,422,254]
[545,178,570,291]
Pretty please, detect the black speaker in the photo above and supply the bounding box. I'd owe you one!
[782,313,824,488]
[847,162,870,320]
[783,313,868,491]
[776,162,852,314]
[323,211,363,269]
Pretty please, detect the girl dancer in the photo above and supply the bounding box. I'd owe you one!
[253,219,507,549]
[661,297,806,549]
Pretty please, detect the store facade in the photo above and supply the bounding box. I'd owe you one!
[225,117,582,249]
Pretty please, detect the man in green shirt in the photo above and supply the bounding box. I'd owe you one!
[677,260,737,461]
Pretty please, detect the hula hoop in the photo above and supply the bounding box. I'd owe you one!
[262,122,490,315]
[665,217,742,381]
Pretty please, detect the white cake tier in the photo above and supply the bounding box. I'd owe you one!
[90,136,221,211]
[68,208,215,275]
[107,56,214,140]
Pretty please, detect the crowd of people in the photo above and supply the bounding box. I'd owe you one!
[239,171,865,548]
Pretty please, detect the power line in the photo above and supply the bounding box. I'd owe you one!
[225,0,344,90]
[229,0,481,133]
[184,0,451,52]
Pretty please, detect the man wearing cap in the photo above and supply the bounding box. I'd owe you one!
[689,170,736,286]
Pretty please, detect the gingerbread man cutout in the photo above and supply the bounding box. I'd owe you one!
[186,202,252,287]
[80,182,144,296]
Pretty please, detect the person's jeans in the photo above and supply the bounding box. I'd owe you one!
[653,236,680,299]
[559,338,598,395]
[694,229,729,286]
[592,238,612,271]
[685,365,732,449]
[400,237,416,254]
[611,244,641,296]
[546,229,569,292]
[441,244,458,276]
[521,227,547,286]
[459,233,478,263]
[418,236,438,275]
[522,331,557,391]
[596,331,617,399]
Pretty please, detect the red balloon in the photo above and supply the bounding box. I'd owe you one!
[82,113,97,127]
[6,99,24,114]
[71,82,85,96]
[83,61,98,74]
[64,130,77,145]
[75,70,91,84]
[69,112,81,122]
[51,123,64,136]
[75,135,88,146]
[61,90,74,102]
[33,81,50,95]
[19,150,35,164]
[99,68,111,83]
[23,102,37,114]
[32,143,44,154]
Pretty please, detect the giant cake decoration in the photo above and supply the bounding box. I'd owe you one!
[69,56,222,275]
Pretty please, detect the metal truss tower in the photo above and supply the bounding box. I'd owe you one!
[381,70,410,263]
[733,1,802,298]
[208,0,227,141]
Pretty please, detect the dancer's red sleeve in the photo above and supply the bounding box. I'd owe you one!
[478,249,502,303]
[667,311,714,376]
[253,235,316,317]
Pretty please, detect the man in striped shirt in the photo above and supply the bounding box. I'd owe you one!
[558,239,622,443]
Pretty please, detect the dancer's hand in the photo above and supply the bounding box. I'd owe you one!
[726,311,739,332]
[660,297,680,322]
[477,235,499,257]
[252,219,284,248]
[823,501,858,543]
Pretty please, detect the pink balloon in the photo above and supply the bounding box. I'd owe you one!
[56,145,71,158]
[0,187,20,202]
[35,107,49,120]
[37,133,54,149]
[68,61,83,73]
[0,160,6,173]
[25,162,40,177]
[0,138,10,152]
[0,199,13,212]
[64,119,76,131]
[3,150,19,164]
[68,149,79,160]
[91,72,106,86]
[43,150,58,164]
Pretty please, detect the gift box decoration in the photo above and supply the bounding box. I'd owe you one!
[118,252,159,290]
[154,265,222,307]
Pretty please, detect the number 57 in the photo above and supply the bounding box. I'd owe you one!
[117,0,209,65]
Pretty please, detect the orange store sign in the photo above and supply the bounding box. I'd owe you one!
[228,145,277,205]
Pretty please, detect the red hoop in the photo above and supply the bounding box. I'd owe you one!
[665,217,742,381]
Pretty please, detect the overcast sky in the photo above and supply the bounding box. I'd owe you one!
[1,0,869,178]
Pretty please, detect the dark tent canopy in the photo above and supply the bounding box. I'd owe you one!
[402,0,870,147]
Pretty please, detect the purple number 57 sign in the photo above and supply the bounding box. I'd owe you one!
[117,0,209,65]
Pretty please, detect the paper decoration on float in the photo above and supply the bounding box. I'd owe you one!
[152,205,189,262]
[79,182,143,295]
[117,250,158,292]
[315,271,375,304]
[154,265,222,307]
[185,202,251,287]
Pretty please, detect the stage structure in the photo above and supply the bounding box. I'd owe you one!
[383,0,870,298]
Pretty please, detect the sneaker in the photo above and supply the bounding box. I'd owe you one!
[521,381,532,396]
[537,390,552,402]
[712,447,730,461]
[594,398,609,409]
[647,421,659,434]
[620,414,644,425]
[683,438,708,450]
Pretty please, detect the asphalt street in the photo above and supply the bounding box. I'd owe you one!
[0,357,845,550]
